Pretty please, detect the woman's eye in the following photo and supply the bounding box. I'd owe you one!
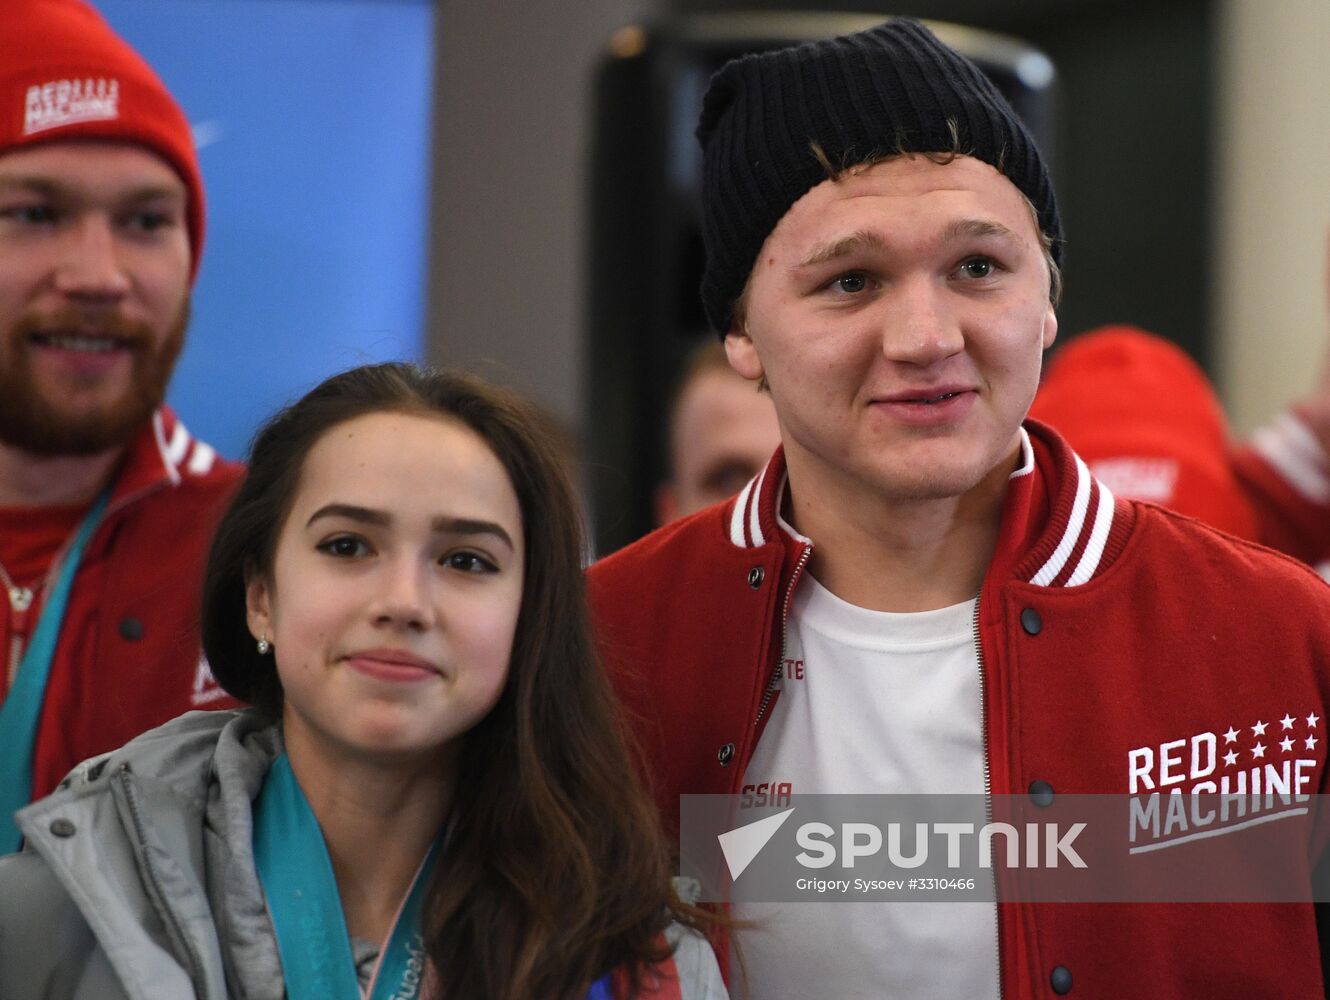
[958,257,995,279]
[444,551,497,574]
[319,536,368,558]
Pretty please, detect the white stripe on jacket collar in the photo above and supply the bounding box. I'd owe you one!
[151,410,217,482]
[730,429,1036,551]
[1029,451,1116,587]
[729,463,768,548]
[726,429,1114,588]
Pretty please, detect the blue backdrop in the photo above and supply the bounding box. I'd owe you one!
[94,0,435,460]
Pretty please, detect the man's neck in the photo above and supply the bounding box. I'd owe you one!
[784,448,1017,613]
[0,442,123,508]
[284,723,452,943]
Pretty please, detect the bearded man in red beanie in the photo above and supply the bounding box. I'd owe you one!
[0,0,242,850]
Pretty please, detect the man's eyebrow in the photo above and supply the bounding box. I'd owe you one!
[306,504,515,551]
[792,230,886,270]
[0,176,60,196]
[943,218,1024,245]
[123,185,187,203]
[0,175,184,202]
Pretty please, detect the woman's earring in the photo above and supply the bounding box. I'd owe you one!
[256,636,271,656]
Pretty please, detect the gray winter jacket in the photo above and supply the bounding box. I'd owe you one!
[0,710,727,1000]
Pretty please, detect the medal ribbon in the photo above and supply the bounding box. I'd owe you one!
[255,753,619,1000]
[0,489,110,853]
[254,753,438,1000]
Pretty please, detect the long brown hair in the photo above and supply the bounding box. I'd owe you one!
[202,363,702,998]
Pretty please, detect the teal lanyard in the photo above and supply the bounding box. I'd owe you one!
[255,754,618,1000]
[254,753,439,1000]
[0,489,110,854]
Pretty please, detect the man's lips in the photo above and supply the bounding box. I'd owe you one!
[27,330,135,353]
[869,386,978,426]
[874,384,977,405]
[343,648,441,683]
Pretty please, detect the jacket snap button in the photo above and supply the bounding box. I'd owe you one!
[1050,965,1072,994]
[717,742,736,767]
[1029,780,1055,808]
[1020,607,1042,636]
[747,567,764,589]
[49,818,76,838]
[118,616,145,641]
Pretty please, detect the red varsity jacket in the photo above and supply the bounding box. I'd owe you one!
[1,407,243,800]
[589,420,1330,999]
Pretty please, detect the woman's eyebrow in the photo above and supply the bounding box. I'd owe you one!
[431,517,514,551]
[305,503,389,528]
[305,504,515,551]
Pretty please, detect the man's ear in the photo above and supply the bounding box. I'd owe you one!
[245,569,272,643]
[725,329,765,383]
[654,482,680,528]
[1041,306,1059,351]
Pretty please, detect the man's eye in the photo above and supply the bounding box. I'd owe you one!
[318,536,368,558]
[443,551,497,574]
[832,272,869,294]
[0,204,57,225]
[958,258,995,279]
[124,211,174,233]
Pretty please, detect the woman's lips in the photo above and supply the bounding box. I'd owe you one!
[343,650,439,683]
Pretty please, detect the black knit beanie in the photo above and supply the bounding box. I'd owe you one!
[697,17,1060,335]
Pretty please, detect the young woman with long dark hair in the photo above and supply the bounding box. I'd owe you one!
[0,363,725,1000]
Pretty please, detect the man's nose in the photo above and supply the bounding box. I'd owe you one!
[52,215,131,301]
[877,278,964,366]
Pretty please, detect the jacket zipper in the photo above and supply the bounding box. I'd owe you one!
[972,593,1004,1000]
[0,562,34,690]
[116,765,212,1000]
[0,487,139,690]
[755,544,812,729]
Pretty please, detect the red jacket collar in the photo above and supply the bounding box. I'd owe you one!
[723,419,1135,589]
[107,407,218,510]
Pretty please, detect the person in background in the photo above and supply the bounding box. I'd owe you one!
[0,363,727,1000]
[589,17,1330,999]
[656,340,781,525]
[1030,320,1330,575]
[1226,229,1330,569]
[0,0,242,849]
[1028,325,1261,538]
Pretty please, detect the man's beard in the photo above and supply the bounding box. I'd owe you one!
[0,300,188,456]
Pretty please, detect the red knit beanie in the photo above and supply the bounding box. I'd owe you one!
[1029,325,1258,540]
[0,0,205,280]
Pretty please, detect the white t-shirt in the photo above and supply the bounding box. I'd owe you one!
[732,573,999,1000]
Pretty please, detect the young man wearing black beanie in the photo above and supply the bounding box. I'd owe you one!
[589,17,1330,999]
